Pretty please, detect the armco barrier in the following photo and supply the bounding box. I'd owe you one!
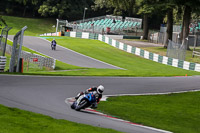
[64,31,200,72]
[0,56,6,72]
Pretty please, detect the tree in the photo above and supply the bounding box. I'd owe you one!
[15,0,41,16]
[93,0,138,17]
[38,0,94,20]
[164,8,173,48]
[38,0,68,18]
[160,1,176,48]
[0,15,7,32]
[181,5,191,49]
[0,15,7,26]
[137,0,156,40]
[176,0,200,50]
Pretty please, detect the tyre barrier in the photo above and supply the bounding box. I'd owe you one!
[0,56,6,72]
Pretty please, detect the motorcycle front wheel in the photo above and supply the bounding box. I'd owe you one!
[71,102,76,109]
[75,99,88,111]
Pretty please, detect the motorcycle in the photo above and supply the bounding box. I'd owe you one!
[51,44,56,50]
[71,92,96,111]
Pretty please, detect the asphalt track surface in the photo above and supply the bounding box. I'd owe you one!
[4,35,200,132]
[7,35,122,69]
[1,75,200,133]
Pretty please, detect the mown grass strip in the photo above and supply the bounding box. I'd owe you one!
[0,104,121,133]
[97,91,200,133]
[43,37,200,76]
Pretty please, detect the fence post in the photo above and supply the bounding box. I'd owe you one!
[9,26,28,72]
[192,34,197,57]
[157,32,159,44]
[0,26,12,56]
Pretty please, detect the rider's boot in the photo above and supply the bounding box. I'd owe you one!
[91,102,97,109]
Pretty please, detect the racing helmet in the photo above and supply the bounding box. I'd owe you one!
[97,85,104,94]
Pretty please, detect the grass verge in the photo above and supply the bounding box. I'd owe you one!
[2,15,56,36]
[97,91,200,133]
[0,104,121,133]
[39,36,200,77]
[142,47,200,64]
[2,36,200,76]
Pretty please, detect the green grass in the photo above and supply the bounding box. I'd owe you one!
[2,15,56,36]
[142,47,200,64]
[0,51,3,56]
[97,91,200,133]
[0,104,121,133]
[54,60,83,70]
[2,15,200,76]
[2,36,200,76]
[36,36,200,77]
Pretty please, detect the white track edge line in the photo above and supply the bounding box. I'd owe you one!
[102,89,200,101]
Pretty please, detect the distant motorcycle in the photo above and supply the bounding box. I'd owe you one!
[51,44,56,50]
[71,92,96,111]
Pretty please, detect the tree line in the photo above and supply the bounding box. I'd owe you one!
[0,0,96,20]
[0,0,200,48]
[94,0,200,48]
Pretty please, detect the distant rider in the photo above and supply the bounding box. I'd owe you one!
[51,39,57,50]
[75,85,104,108]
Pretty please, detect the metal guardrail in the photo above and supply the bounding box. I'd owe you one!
[0,56,6,72]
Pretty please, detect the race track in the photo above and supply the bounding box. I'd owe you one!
[0,75,200,133]
[3,36,200,132]
[7,35,122,69]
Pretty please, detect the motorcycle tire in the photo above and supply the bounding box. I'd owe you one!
[51,45,56,50]
[71,102,76,109]
[75,99,88,111]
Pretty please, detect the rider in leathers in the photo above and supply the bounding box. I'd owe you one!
[51,39,56,50]
[75,85,104,108]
